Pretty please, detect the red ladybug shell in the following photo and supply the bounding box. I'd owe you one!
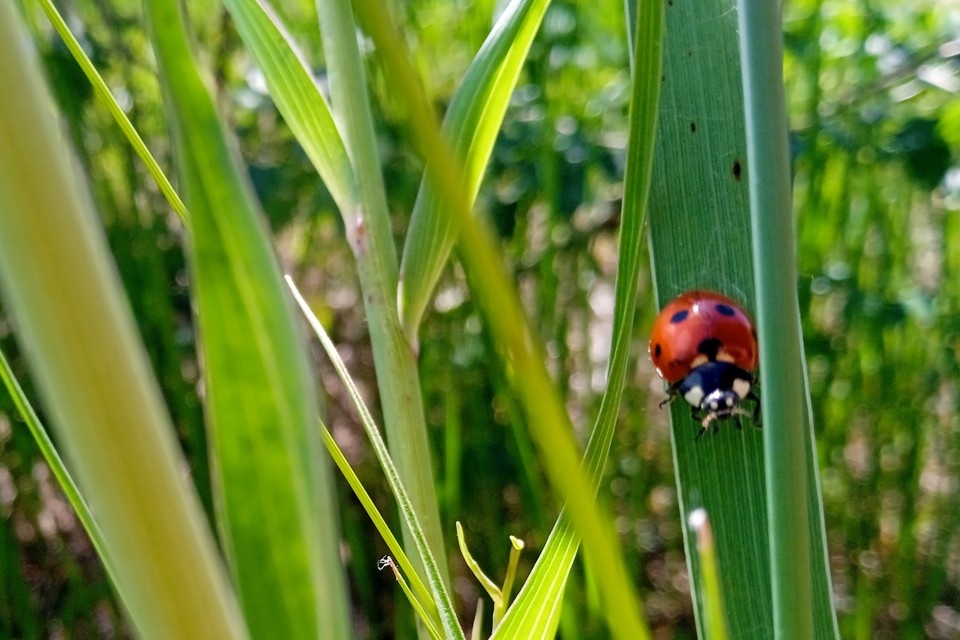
[649,290,758,384]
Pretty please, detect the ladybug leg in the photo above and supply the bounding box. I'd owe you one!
[734,415,744,431]
[659,383,681,409]
[747,390,762,427]
[689,404,702,422]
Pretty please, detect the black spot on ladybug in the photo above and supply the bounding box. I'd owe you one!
[670,310,689,324]
[715,303,735,317]
[697,337,722,360]
[654,344,662,358]
[690,121,697,132]
[732,160,742,180]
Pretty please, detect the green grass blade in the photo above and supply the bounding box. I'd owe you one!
[492,0,663,634]
[495,536,525,627]
[222,0,357,213]
[398,0,551,340]
[286,277,457,638]
[142,1,350,638]
[456,522,504,606]
[379,558,444,640]
[736,0,839,637]
[647,0,767,634]
[35,0,188,224]
[646,0,837,636]
[315,0,449,601]
[319,424,442,631]
[0,347,120,613]
[688,510,731,640]
[347,1,652,638]
[0,7,246,637]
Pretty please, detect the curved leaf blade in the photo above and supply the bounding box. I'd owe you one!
[142,1,350,638]
[398,0,551,340]
[223,0,357,213]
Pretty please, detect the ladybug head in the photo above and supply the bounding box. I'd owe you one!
[697,387,752,423]
[674,361,759,438]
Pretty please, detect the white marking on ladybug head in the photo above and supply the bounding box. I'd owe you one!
[725,396,735,407]
[716,352,736,364]
[684,385,705,408]
[691,354,708,368]
[732,378,751,399]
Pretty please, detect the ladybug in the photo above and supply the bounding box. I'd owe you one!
[649,290,760,440]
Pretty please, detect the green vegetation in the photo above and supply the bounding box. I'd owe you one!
[1,0,958,638]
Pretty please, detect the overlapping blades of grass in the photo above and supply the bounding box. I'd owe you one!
[227,0,451,615]
[0,6,246,637]
[347,0,661,637]
[286,276,458,638]
[646,0,836,636]
[142,0,350,637]
[317,0,454,596]
[493,0,662,635]
[397,0,552,341]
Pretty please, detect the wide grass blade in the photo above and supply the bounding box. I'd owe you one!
[737,0,839,637]
[142,1,350,637]
[646,0,837,636]
[647,0,768,633]
[398,0,552,340]
[0,6,246,638]
[347,1,654,638]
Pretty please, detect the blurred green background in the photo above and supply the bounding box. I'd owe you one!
[3,0,959,638]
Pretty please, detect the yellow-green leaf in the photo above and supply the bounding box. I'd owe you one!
[142,0,350,637]
[0,6,246,638]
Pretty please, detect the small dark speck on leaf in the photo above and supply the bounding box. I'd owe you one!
[690,122,697,133]
[732,160,742,180]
